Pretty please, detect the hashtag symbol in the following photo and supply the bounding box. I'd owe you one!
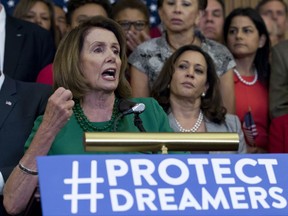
[63,160,104,214]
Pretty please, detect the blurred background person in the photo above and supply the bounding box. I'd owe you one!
[13,0,61,47]
[128,0,236,114]
[269,40,288,153]
[36,0,112,85]
[262,15,280,46]
[256,0,288,43]
[0,2,55,82]
[151,44,246,153]
[111,0,151,56]
[3,16,172,215]
[66,0,111,29]
[111,0,151,81]
[53,3,67,38]
[224,7,270,153]
[198,0,225,44]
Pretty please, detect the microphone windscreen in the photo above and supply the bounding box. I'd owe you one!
[118,99,137,113]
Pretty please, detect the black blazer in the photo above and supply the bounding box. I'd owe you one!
[4,15,55,82]
[0,75,51,182]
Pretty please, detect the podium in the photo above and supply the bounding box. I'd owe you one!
[84,132,240,153]
[35,133,288,215]
[28,132,241,215]
[37,133,264,216]
[37,153,288,216]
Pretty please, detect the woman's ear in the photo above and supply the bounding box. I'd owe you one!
[258,34,267,48]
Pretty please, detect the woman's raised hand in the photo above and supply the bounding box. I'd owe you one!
[41,87,75,134]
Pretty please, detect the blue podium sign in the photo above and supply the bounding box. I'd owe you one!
[37,154,288,216]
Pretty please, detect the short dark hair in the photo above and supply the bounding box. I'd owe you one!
[111,0,150,23]
[66,0,112,24]
[151,44,226,124]
[157,0,207,10]
[53,16,131,99]
[215,0,225,14]
[223,7,271,85]
[256,0,288,14]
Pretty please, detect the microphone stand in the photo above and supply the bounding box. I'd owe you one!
[134,113,146,132]
[115,99,147,132]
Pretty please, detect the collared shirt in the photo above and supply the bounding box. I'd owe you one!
[0,46,4,193]
[0,70,4,90]
[0,71,4,194]
[0,5,5,190]
[0,173,3,195]
[0,4,6,72]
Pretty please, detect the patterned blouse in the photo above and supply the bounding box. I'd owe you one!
[128,31,236,89]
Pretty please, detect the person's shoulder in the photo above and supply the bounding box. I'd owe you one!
[130,97,157,104]
[224,114,241,128]
[225,113,240,121]
[7,15,51,35]
[136,37,162,49]
[3,75,52,99]
[273,40,288,52]
[14,78,52,94]
[130,97,161,109]
[204,38,231,53]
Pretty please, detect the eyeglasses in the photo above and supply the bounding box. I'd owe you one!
[117,20,148,31]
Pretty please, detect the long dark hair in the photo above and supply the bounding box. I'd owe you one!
[151,44,226,124]
[223,7,270,85]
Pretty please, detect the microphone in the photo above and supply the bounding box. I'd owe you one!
[118,99,145,115]
[114,99,146,132]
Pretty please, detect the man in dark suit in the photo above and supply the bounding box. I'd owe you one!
[0,71,51,215]
[269,40,288,153]
[0,3,55,82]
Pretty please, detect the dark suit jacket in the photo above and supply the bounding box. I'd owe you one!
[269,40,288,153]
[270,40,288,119]
[0,75,51,181]
[4,15,55,82]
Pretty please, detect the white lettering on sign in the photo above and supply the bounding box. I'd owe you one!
[63,157,286,214]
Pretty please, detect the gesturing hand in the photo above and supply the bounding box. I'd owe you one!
[41,87,75,134]
[126,30,151,52]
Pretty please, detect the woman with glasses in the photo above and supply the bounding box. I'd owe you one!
[111,0,151,56]
[128,0,236,114]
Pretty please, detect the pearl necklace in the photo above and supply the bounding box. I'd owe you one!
[174,111,203,133]
[233,68,258,86]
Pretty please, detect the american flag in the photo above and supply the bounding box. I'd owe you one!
[2,0,161,27]
[242,110,258,147]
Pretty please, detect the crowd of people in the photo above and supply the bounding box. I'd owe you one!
[0,0,288,215]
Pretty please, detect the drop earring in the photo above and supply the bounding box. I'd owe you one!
[201,92,206,97]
